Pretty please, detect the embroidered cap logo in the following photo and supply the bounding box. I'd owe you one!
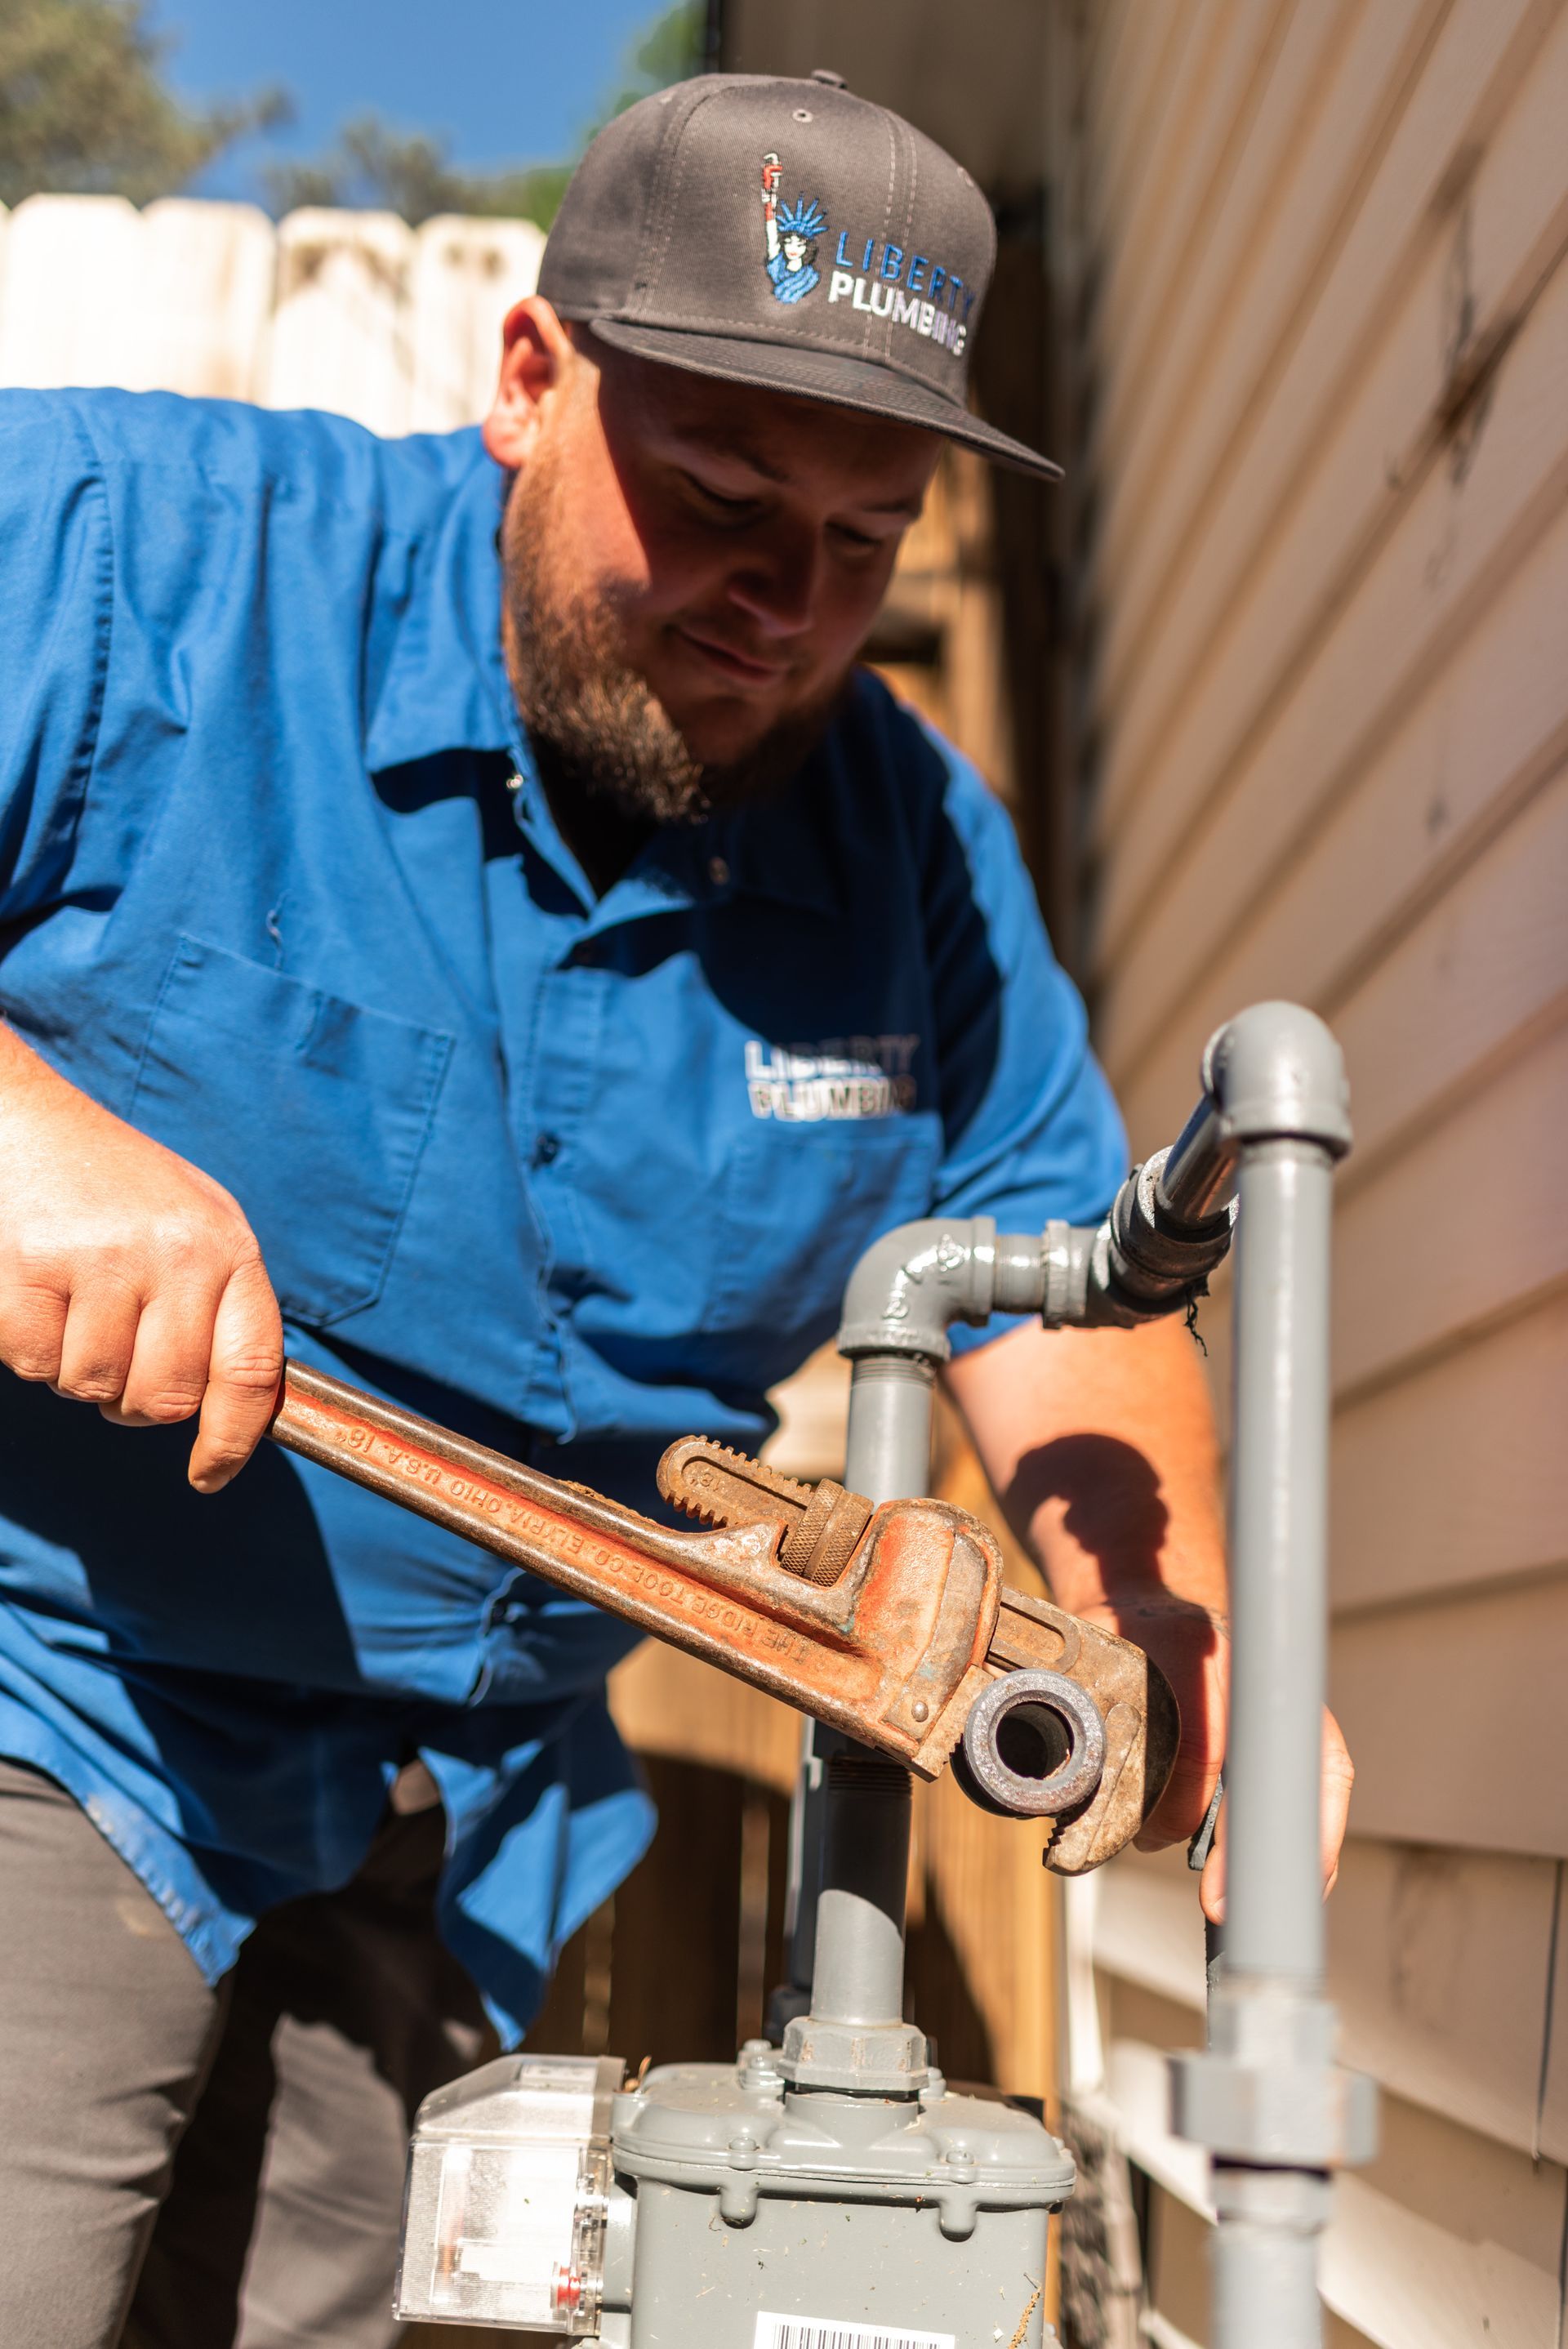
[760,153,826,305]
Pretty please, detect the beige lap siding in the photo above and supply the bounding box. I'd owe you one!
[1049,0,1568,2338]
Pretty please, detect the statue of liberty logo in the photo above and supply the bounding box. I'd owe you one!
[760,152,826,305]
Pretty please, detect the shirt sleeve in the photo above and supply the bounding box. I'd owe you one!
[0,394,112,923]
[915,720,1129,1356]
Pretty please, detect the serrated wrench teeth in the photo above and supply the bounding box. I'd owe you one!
[655,1437,875,1586]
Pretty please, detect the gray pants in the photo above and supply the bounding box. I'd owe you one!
[0,1757,496,2349]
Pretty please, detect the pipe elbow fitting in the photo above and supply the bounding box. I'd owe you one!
[1203,1001,1352,1156]
[836,1216,1045,1362]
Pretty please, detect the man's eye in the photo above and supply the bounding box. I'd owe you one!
[684,475,758,518]
[830,523,882,553]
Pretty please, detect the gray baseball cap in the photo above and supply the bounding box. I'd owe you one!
[538,70,1061,482]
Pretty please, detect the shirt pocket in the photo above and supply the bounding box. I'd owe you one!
[130,934,452,1326]
[705,1116,942,1378]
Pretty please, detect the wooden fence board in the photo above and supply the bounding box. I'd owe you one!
[0,193,145,388]
[134,200,276,402]
[264,208,415,435]
[609,1640,801,1798]
[408,215,545,434]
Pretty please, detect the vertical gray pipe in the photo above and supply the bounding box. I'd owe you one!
[1222,1141,1334,1986]
[803,1353,936,2043]
[842,1355,938,1508]
[1212,2172,1330,2349]
[808,1754,913,2026]
[1210,1137,1334,2349]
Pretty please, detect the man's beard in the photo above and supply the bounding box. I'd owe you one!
[501,452,849,826]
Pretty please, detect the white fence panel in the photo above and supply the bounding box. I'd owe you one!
[136,199,276,401]
[264,209,416,435]
[0,194,145,388]
[409,214,545,432]
[0,195,546,435]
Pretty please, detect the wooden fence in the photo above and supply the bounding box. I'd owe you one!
[0,193,546,430]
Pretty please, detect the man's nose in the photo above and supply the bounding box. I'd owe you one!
[724,527,822,640]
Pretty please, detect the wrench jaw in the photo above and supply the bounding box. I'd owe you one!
[683,1496,1005,1777]
[853,1508,1005,1778]
[974,1587,1182,1870]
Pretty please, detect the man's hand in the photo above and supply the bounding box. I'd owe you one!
[945,1315,1353,1917]
[0,1023,283,1491]
[1092,1591,1353,1924]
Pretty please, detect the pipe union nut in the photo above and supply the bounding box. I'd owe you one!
[960,1669,1107,1817]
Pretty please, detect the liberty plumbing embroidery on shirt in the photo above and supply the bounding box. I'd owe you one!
[745,1036,919,1121]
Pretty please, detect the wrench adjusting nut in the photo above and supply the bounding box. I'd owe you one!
[959,1669,1107,1818]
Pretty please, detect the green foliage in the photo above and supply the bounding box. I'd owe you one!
[603,0,708,123]
[0,0,286,208]
[264,0,708,230]
[261,119,574,233]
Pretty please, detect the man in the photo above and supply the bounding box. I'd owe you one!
[0,69,1351,2349]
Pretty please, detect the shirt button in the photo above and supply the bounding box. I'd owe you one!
[708,855,731,887]
[532,1133,561,1166]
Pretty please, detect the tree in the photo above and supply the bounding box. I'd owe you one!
[263,0,708,230]
[0,0,286,209]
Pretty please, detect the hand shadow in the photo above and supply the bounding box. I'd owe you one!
[1002,1433,1221,1830]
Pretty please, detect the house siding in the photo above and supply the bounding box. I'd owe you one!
[1050,0,1568,2339]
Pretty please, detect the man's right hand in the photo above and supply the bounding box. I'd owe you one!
[0,1023,283,1492]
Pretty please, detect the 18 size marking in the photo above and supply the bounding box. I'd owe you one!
[754,2318,956,2349]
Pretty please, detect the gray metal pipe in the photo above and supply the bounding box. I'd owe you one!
[1156,1098,1236,1226]
[843,1354,938,1505]
[1165,1004,1373,2349]
[1211,2167,1331,2349]
[1223,1139,1334,1985]
[796,1351,935,2066]
[808,1754,913,2027]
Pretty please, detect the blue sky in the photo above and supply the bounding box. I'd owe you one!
[151,0,674,198]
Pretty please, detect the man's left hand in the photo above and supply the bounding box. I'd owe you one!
[1098,1593,1353,1923]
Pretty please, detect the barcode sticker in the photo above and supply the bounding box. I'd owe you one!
[754,2316,956,2349]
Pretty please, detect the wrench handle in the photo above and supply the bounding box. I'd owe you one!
[266,1362,923,1752]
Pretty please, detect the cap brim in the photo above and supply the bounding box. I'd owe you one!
[586,318,1062,483]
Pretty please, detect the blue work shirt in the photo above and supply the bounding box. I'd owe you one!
[0,389,1126,2038]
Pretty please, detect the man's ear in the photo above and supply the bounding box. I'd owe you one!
[482,297,577,469]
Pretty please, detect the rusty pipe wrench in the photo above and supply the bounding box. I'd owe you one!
[270,1362,1178,1872]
